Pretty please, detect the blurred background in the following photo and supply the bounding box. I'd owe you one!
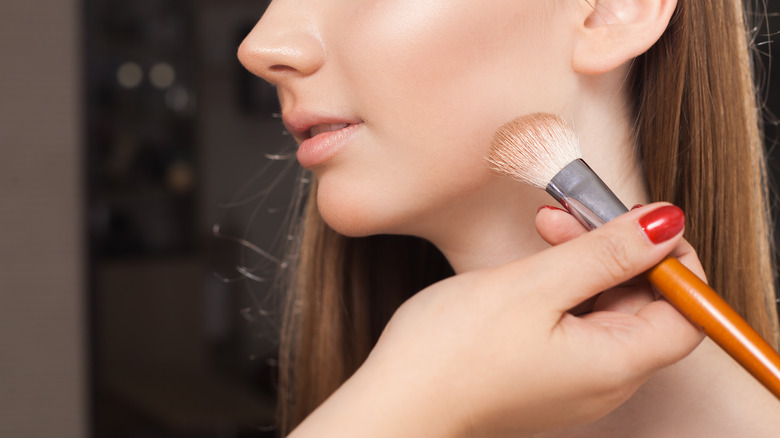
[4,0,294,437]
[2,1,780,437]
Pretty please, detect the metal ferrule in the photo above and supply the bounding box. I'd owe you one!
[546,159,628,230]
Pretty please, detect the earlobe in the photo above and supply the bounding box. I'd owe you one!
[572,0,678,75]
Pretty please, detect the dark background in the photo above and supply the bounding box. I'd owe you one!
[84,1,780,437]
[83,1,292,436]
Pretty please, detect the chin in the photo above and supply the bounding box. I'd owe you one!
[319,209,374,238]
[315,187,417,238]
[316,190,382,238]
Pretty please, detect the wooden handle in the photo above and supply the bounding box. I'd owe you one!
[646,257,780,399]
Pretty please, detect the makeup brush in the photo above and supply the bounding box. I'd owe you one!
[487,112,780,400]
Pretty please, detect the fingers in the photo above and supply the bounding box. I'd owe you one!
[536,203,707,312]
[592,286,655,314]
[535,206,587,245]
[632,299,705,370]
[668,233,708,283]
[574,298,704,393]
[535,204,638,246]
[527,203,686,313]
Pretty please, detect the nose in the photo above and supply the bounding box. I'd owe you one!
[238,2,326,86]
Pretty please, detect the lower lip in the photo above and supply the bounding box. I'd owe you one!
[296,123,363,168]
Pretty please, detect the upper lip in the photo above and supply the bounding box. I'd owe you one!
[282,109,363,142]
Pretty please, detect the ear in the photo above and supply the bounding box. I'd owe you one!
[572,0,678,74]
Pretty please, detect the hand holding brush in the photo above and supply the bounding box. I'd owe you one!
[488,112,780,400]
[290,204,703,437]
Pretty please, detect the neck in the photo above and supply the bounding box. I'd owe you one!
[433,172,647,276]
[427,108,648,274]
[421,180,550,274]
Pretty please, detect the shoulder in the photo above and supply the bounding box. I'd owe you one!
[535,338,780,437]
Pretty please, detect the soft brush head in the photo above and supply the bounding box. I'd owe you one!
[487,113,582,189]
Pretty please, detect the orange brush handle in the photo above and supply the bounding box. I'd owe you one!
[646,257,780,399]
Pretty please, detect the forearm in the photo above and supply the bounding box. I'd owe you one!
[288,359,466,438]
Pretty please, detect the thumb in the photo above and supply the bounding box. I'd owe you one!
[528,203,685,313]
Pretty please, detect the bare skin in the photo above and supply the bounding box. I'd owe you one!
[289,205,706,438]
[532,209,780,437]
[239,0,780,435]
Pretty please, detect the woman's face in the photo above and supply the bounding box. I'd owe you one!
[240,1,579,239]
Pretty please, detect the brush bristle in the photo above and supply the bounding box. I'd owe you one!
[487,113,582,189]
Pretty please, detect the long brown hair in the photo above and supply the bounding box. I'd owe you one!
[275,0,780,434]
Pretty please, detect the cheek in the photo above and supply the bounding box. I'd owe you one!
[314,1,575,235]
[340,1,571,118]
[335,2,575,184]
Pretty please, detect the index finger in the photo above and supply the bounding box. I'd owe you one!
[525,203,685,313]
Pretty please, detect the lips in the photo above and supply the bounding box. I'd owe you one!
[282,111,362,143]
[281,111,363,168]
[309,123,351,138]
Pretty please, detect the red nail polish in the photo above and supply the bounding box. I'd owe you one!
[631,204,644,211]
[639,205,685,244]
[537,205,568,214]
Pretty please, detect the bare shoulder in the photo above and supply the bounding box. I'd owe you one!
[626,337,780,436]
[535,338,780,438]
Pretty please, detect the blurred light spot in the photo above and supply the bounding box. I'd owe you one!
[116,62,143,89]
[149,62,176,89]
[165,84,193,113]
[166,160,195,193]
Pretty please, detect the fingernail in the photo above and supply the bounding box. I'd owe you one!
[537,205,568,214]
[631,204,644,211]
[639,205,685,244]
